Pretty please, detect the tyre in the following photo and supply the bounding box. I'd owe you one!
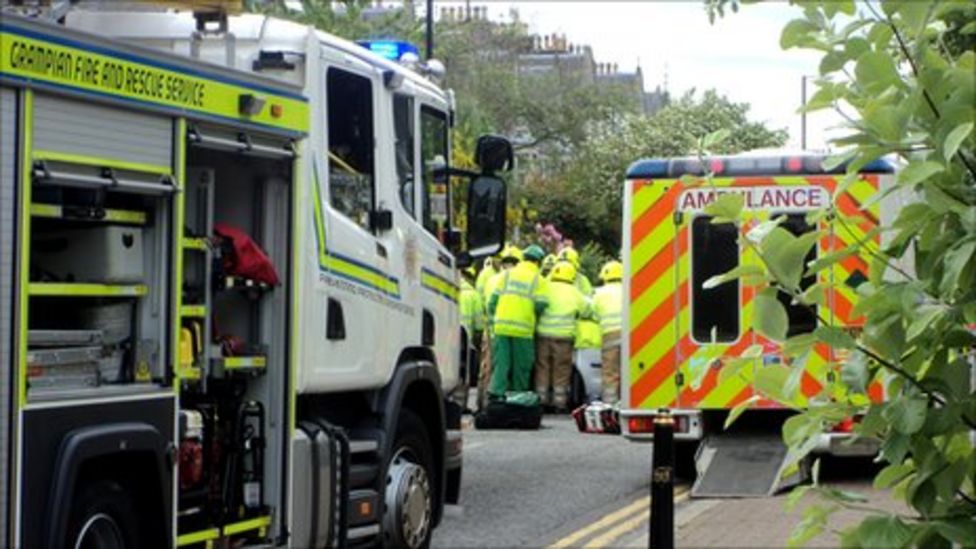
[67,480,141,549]
[383,410,434,549]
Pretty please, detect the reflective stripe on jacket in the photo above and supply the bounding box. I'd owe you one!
[594,282,623,335]
[538,280,591,339]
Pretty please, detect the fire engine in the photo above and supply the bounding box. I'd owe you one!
[1,2,508,546]
[620,151,895,496]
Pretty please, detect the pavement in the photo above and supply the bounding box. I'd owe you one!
[432,414,895,548]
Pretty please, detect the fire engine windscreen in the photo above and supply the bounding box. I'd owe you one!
[692,216,739,343]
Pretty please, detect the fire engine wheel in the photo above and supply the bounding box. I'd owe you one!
[68,480,140,549]
[383,410,434,549]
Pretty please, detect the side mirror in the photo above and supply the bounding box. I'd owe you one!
[466,175,506,259]
[475,135,513,174]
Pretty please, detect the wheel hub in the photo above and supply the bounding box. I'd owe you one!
[384,452,431,548]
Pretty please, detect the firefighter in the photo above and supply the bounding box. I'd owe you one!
[557,246,593,296]
[460,267,485,405]
[594,260,624,404]
[487,244,548,399]
[476,246,522,408]
[536,260,592,412]
[540,254,558,278]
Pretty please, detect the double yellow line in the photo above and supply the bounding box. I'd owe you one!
[549,487,690,548]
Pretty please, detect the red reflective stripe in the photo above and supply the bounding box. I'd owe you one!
[630,280,688,357]
[630,227,688,301]
[631,185,682,247]
[678,330,754,407]
[801,371,822,397]
[630,335,696,407]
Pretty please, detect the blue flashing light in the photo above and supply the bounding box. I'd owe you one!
[357,40,420,62]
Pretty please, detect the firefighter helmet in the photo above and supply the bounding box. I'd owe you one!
[599,261,623,283]
[551,261,577,283]
[558,246,580,268]
[500,245,523,264]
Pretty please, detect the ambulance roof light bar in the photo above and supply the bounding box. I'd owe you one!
[625,154,894,179]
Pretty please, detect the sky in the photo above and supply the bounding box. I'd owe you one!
[436,1,842,151]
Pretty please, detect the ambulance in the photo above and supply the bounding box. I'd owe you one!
[1,4,508,547]
[619,152,895,490]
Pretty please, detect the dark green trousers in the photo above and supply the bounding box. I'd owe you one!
[489,335,535,396]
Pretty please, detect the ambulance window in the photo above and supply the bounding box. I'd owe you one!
[775,213,818,336]
[420,106,449,240]
[327,68,375,230]
[393,94,415,217]
[691,216,739,343]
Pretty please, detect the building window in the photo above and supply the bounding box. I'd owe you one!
[394,94,415,217]
[420,106,449,239]
[691,216,739,343]
[327,68,374,229]
[775,213,818,337]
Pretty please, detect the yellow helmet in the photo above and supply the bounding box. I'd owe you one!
[542,254,557,270]
[464,266,478,278]
[500,245,524,264]
[558,247,580,268]
[551,260,577,283]
[599,260,623,283]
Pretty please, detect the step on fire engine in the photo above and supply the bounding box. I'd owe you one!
[620,152,896,497]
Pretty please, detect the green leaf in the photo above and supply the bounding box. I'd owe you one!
[897,161,945,187]
[703,264,765,290]
[844,37,870,58]
[940,239,976,296]
[756,365,792,402]
[943,122,973,162]
[724,395,761,429]
[840,351,870,393]
[703,128,731,150]
[703,192,745,222]
[874,462,914,489]
[814,326,856,349]
[906,306,944,342]
[854,51,903,95]
[755,288,789,342]
[934,519,976,545]
[805,247,857,276]
[783,333,817,358]
[819,50,848,75]
[855,516,913,548]
[786,484,812,511]
[781,18,818,49]
[884,398,927,435]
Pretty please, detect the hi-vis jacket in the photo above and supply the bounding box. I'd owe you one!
[460,279,485,333]
[537,280,591,339]
[594,282,623,336]
[489,262,548,338]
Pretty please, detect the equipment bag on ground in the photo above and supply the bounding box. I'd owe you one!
[474,391,542,430]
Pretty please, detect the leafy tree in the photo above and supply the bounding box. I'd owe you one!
[525,89,787,256]
[703,0,976,546]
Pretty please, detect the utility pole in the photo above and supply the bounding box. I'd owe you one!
[801,75,808,151]
[425,0,433,60]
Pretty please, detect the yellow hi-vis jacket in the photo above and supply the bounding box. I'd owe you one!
[460,279,485,333]
[489,261,548,338]
[537,280,592,339]
[594,282,623,336]
[573,272,597,348]
[476,263,497,298]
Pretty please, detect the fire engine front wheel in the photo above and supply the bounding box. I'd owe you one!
[67,480,141,549]
[383,410,434,549]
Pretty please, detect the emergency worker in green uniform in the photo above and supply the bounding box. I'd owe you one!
[487,245,548,398]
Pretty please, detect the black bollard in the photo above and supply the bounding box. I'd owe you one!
[649,409,674,549]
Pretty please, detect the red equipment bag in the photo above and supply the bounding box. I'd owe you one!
[213,223,280,286]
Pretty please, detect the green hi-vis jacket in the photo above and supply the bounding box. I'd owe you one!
[489,262,548,339]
